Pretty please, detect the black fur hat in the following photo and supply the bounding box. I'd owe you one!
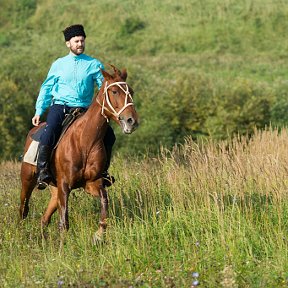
[63,24,86,41]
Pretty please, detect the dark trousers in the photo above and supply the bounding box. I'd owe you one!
[40,104,116,168]
[40,104,68,147]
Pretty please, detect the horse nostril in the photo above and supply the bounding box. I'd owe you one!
[127,117,134,125]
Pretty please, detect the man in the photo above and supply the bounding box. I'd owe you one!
[32,24,115,190]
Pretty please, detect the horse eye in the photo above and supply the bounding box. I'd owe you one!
[112,90,118,95]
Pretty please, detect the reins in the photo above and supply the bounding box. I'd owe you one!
[96,81,134,122]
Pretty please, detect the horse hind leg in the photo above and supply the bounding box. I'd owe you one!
[41,186,58,228]
[41,186,58,239]
[19,163,37,219]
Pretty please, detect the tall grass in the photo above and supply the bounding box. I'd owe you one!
[1,128,288,287]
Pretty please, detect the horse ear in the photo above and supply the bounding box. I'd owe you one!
[121,68,127,81]
[101,68,113,80]
[109,64,121,78]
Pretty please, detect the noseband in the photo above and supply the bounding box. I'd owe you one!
[97,81,134,121]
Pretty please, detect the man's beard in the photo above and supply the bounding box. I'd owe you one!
[70,46,85,55]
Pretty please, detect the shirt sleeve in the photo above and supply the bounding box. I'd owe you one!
[93,61,105,89]
[35,61,59,116]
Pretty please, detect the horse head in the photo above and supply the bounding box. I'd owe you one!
[98,65,139,134]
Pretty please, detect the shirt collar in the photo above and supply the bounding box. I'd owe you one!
[69,52,85,60]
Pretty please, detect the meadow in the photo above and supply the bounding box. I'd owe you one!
[2,1,288,287]
[1,128,288,287]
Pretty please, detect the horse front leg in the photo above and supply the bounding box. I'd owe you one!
[96,187,108,238]
[85,179,109,243]
[57,181,71,231]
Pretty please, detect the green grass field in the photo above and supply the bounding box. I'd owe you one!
[2,1,288,286]
[1,128,288,287]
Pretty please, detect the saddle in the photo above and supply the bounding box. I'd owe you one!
[23,108,86,166]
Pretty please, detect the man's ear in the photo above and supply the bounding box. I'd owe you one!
[66,41,70,48]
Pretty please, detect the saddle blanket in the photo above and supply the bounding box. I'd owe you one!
[23,140,39,166]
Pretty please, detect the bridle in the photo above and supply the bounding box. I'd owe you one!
[97,81,134,121]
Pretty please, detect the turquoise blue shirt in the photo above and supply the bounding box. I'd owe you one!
[35,53,104,116]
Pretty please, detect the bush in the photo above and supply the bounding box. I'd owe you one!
[120,17,146,36]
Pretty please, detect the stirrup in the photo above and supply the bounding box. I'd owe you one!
[37,180,49,190]
[37,169,51,190]
[102,172,115,188]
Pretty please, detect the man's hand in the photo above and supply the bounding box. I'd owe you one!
[32,115,41,126]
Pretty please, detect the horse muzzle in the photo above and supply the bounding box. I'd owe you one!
[119,115,139,134]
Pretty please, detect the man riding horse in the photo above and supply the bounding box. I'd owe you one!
[32,24,115,189]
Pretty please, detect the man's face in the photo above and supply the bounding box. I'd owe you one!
[66,36,85,55]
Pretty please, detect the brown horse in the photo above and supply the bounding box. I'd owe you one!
[19,66,139,240]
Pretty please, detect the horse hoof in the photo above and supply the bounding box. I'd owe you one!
[92,231,104,245]
[20,209,29,220]
[41,230,49,240]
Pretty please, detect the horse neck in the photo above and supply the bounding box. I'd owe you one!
[80,100,108,144]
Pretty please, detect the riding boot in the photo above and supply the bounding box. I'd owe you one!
[102,145,115,188]
[36,145,52,190]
